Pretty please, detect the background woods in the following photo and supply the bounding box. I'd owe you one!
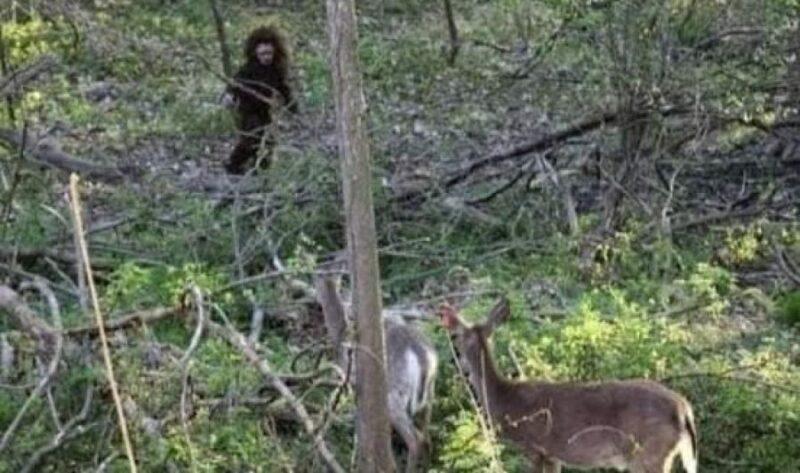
[1,0,799,472]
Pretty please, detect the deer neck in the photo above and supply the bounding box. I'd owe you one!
[463,337,513,415]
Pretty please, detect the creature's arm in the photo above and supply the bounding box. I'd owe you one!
[277,79,298,113]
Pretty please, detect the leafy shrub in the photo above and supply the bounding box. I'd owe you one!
[778,291,800,326]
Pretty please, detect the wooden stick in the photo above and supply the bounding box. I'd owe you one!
[68,174,138,473]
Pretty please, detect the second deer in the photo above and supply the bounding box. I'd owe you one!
[439,298,697,473]
[315,274,437,472]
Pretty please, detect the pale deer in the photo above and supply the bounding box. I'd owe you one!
[438,298,697,473]
[315,274,437,473]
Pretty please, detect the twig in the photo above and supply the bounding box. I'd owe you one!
[0,54,58,99]
[21,385,94,473]
[179,286,205,368]
[64,307,177,336]
[0,129,127,183]
[775,245,800,287]
[68,174,138,472]
[208,0,232,78]
[0,281,63,454]
[208,305,346,473]
[442,0,460,65]
[247,294,265,345]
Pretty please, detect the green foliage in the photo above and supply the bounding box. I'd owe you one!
[724,222,765,265]
[778,291,800,326]
[675,263,734,318]
[436,411,505,472]
[513,290,686,381]
[104,262,223,310]
[2,13,73,64]
[298,51,330,108]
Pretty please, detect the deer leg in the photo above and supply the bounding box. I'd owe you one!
[389,409,420,473]
[541,458,561,473]
[527,453,560,473]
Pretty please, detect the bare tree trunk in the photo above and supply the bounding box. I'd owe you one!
[209,0,233,78]
[325,1,395,472]
[443,0,460,65]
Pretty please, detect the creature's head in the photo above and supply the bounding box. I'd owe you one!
[244,26,289,73]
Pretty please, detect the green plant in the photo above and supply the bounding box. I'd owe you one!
[778,291,800,326]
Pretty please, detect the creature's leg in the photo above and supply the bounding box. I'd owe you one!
[227,132,260,174]
[227,114,268,174]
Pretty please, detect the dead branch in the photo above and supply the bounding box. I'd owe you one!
[0,128,129,183]
[208,0,233,78]
[775,245,800,287]
[0,281,63,454]
[69,174,138,472]
[0,284,57,343]
[536,154,579,235]
[445,105,686,189]
[442,197,504,226]
[179,287,205,368]
[64,307,177,336]
[692,27,765,52]
[0,55,58,100]
[22,385,94,473]
[442,0,460,65]
[207,306,346,473]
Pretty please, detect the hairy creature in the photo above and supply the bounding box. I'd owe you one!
[224,26,297,174]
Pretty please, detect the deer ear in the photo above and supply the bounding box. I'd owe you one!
[485,296,511,331]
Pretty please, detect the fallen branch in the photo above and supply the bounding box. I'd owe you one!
[207,306,346,473]
[0,281,63,454]
[64,307,177,336]
[0,128,128,183]
[775,245,800,287]
[0,284,58,343]
[69,174,138,472]
[0,54,58,99]
[21,385,94,473]
[445,105,685,189]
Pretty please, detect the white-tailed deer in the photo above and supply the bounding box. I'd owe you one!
[315,274,437,473]
[438,298,697,473]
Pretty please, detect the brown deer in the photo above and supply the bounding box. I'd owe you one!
[315,274,437,473]
[438,298,697,473]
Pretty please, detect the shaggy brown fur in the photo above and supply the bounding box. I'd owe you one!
[226,26,296,174]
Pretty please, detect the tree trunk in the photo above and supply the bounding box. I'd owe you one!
[325,1,395,472]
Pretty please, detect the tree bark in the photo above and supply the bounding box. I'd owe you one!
[325,1,395,472]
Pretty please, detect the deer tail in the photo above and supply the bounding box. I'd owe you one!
[678,402,698,473]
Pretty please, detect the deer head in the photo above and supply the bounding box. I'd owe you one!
[438,298,698,473]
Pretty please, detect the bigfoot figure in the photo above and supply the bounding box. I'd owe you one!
[223,26,297,174]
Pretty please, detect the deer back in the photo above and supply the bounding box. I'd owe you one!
[385,315,437,415]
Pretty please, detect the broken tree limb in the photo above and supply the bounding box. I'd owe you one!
[0,281,63,455]
[445,105,686,189]
[0,285,57,344]
[0,54,58,100]
[0,128,128,183]
[207,308,346,473]
[68,174,138,473]
[63,307,179,336]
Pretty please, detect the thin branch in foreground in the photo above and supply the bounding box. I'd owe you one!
[0,281,63,454]
[22,385,94,473]
[68,174,138,473]
[207,304,346,473]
